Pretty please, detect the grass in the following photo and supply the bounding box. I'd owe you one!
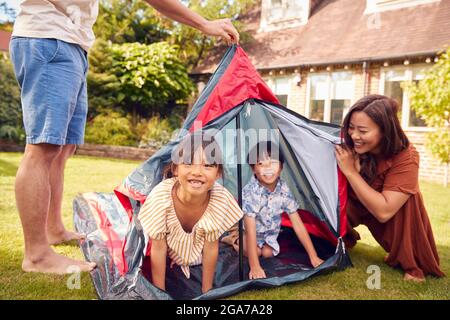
[0,152,449,300]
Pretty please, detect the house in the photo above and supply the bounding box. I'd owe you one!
[193,0,450,184]
[0,30,11,57]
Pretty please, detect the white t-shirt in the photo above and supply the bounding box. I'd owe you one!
[12,0,99,52]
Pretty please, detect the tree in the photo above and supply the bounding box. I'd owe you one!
[87,39,123,118]
[93,0,252,70]
[164,0,252,71]
[0,1,16,31]
[93,0,171,45]
[87,0,252,134]
[408,47,450,186]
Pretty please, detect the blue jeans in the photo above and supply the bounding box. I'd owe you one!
[9,37,88,145]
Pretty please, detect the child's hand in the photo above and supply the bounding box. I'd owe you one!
[249,266,267,279]
[310,256,324,268]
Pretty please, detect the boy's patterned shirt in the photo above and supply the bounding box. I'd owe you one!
[242,175,300,255]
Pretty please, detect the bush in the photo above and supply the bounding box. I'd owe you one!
[88,40,194,123]
[0,55,24,143]
[136,116,179,149]
[84,112,137,146]
[0,125,25,142]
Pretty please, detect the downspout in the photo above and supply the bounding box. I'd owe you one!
[362,61,370,95]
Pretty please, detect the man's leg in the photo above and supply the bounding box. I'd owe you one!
[16,143,95,274]
[47,144,85,245]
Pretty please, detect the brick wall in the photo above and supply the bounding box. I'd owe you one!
[75,143,156,161]
[404,130,449,184]
[286,70,308,115]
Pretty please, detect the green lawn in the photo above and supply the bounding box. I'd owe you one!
[0,152,448,300]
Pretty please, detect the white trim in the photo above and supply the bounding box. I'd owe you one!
[343,73,357,119]
[364,0,441,14]
[305,76,312,117]
[378,70,385,95]
[324,73,332,123]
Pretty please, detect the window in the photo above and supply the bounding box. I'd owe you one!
[269,0,283,21]
[330,72,353,125]
[308,71,354,125]
[260,0,310,32]
[268,0,305,22]
[309,74,327,122]
[383,69,404,121]
[409,69,427,127]
[267,76,291,106]
[380,66,428,128]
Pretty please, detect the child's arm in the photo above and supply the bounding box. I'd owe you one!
[202,239,219,293]
[151,239,168,291]
[244,216,267,279]
[289,212,324,268]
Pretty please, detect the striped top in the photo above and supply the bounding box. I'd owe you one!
[138,177,243,278]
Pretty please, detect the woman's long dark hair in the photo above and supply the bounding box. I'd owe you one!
[342,94,409,183]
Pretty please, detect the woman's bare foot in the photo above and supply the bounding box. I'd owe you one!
[48,230,86,245]
[404,273,425,282]
[22,248,96,274]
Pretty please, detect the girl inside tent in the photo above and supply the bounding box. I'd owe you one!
[137,132,243,293]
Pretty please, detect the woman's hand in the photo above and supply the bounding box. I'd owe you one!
[335,145,360,177]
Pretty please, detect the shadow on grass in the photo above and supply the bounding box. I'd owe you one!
[52,239,82,247]
[0,158,18,177]
[350,241,449,279]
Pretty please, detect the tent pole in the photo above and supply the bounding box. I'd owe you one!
[236,111,244,281]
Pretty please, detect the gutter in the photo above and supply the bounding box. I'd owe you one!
[190,50,440,75]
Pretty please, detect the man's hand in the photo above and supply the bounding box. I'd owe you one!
[198,18,240,45]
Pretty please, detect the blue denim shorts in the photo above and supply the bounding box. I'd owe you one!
[9,37,88,145]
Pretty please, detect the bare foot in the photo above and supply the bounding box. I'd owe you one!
[404,273,426,282]
[310,256,324,268]
[22,249,96,274]
[48,230,86,245]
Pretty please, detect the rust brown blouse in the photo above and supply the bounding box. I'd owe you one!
[346,144,445,278]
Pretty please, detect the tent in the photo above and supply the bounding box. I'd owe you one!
[73,45,352,300]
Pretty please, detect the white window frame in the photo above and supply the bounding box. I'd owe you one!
[265,75,293,107]
[379,64,431,131]
[306,71,355,124]
[365,0,441,14]
[259,0,310,32]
